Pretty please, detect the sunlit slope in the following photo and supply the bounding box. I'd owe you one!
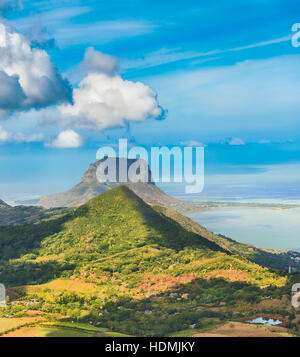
[0,186,286,291]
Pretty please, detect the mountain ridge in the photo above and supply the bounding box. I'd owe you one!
[0,186,285,288]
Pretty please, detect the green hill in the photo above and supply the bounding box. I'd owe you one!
[0,186,286,288]
[0,186,223,261]
[0,186,296,337]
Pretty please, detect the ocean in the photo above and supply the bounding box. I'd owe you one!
[188,207,300,251]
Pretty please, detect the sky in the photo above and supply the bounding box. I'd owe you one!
[0,0,300,202]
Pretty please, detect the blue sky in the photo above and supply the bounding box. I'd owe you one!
[0,0,300,202]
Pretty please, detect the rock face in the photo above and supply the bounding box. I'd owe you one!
[38,158,179,208]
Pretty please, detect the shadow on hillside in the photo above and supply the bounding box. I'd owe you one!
[136,204,229,253]
[0,213,71,260]
[2,260,75,288]
[0,186,227,264]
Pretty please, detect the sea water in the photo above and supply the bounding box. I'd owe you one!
[246,317,282,326]
[189,207,300,251]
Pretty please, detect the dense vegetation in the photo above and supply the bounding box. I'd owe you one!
[0,186,299,336]
[0,205,73,226]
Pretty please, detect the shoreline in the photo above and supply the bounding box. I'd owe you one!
[175,200,300,215]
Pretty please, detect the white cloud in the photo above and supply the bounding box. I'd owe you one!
[49,130,82,148]
[0,125,44,143]
[10,6,91,31]
[11,10,154,48]
[0,21,71,114]
[54,20,155,47]
[59,73,163,130]
[123,47,213,70]
[227,137,245,146]
[81,47,119,76]
[13,132,44,143]
[0,125,8,141]
[123,36,290,70]
[58,48,164,131]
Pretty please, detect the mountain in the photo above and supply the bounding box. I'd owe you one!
[0,186,286,288]
[38,158,179,208]
[0,186,225,263]
[0,186,295,337]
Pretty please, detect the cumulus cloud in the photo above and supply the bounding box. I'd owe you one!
[49,130,83,148]
[58,48,165,131]
[0,125,44,143]
[0,22,72,114]
[81,47,119,76]
[0,71,26,109]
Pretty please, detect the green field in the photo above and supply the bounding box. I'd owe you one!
[1,321,130,337]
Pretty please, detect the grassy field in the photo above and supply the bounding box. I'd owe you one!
[18,278,102,296]
[192,321,295,337]
[1,318,295,338]
[4,326,99,337]
[0,316,45,334]
[1,321,130,337]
